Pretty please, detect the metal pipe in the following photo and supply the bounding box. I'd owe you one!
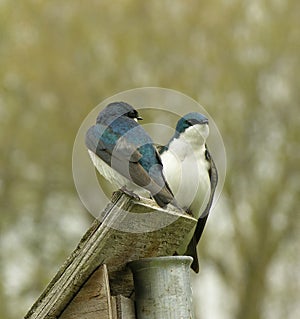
[128,256,194,319]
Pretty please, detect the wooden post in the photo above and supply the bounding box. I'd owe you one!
[25,192,197,319]
[60,264,113,319]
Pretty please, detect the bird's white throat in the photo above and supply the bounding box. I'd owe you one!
[183,123,209,145]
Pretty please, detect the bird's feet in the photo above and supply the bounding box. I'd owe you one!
[119,186,140,201]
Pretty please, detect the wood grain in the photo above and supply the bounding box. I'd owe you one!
[25,192,196,319]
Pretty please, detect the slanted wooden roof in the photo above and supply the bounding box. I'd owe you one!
[25,191,197,319]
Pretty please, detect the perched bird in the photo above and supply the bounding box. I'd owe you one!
[159,113,218,272]
[85,101,175,208]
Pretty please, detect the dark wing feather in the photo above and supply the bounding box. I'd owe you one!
[86,124,175,207]
[152,144,178,207]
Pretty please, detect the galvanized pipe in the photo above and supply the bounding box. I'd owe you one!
[128,256,194,319]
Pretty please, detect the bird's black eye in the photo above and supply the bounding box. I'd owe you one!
[126,110,143,121]
[126,110,138,119]
[185,120,193,128]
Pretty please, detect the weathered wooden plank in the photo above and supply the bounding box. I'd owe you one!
[113,295,136,319]
[111,296,118,319]
[25,192,196,319]
[60,264,112,319]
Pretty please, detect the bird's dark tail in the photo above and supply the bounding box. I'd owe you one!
[184,215,209,273]
[185,238,200,273]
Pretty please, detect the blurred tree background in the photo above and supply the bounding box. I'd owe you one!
[0,1,299,318]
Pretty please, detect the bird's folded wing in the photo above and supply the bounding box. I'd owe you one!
[86,125,175,206]
[199,148,218,220]
[85,124,155,187]
[113,136,142,162]
[85,124,142,164]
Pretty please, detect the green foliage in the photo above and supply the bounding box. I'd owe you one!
[0,1,299,318]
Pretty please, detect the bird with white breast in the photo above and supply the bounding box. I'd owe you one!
[159,113,218,272]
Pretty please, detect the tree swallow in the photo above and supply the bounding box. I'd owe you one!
[85,101,175,208]
[159,113,218,272]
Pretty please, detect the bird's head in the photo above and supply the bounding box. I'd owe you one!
[175,113,209,142]
[96,101,143,124]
